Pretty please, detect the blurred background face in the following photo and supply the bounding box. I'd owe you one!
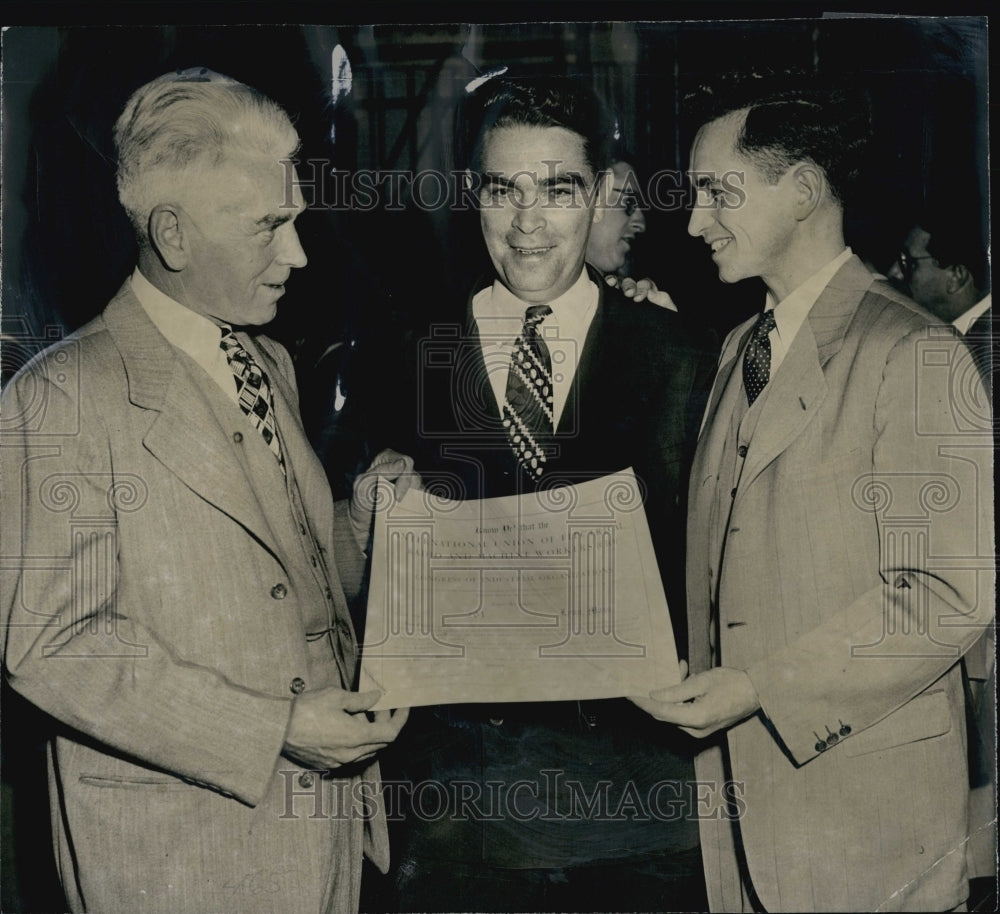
[478,124,604,303]
[887,225,952,315]
[585,161,645,274]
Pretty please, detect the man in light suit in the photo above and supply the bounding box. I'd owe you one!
[373,76,716,913]
[1,69,409,914]
[632,81,994,911]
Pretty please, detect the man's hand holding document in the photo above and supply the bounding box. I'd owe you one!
[362,468,679,710]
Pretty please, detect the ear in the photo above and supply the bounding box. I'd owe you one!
[592,169,614,224]
[789,163,825,222]
[148,204,188,271]
[945,263,972,295]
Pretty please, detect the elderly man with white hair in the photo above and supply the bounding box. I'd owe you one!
[1,68,410,914]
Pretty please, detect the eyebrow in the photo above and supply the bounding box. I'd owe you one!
[253,211,297,229]
[481,172,589,189]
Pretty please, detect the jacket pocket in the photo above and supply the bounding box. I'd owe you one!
[78,774,191,791]
[843,689,952,757]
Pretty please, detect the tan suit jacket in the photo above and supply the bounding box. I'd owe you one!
[686,257,994,912]
[1,283,388,913]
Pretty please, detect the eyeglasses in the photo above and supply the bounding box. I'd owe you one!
[610,187,641,217]
[895,250,936,276]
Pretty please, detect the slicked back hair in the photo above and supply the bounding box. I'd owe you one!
[689,72,871,208]
[114,68,300,240]
[464,75,614,180]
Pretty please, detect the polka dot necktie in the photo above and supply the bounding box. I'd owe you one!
[220,326,286,475]
[742,309,777,406]
[502,304,554,478]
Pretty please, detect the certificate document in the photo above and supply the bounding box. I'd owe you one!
[361,468,679,710]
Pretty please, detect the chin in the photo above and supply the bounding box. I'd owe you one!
[248,305,279,326]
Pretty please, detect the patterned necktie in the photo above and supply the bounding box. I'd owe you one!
[502,304,554,478]
[220,326,286,474]
[742,309,777,406]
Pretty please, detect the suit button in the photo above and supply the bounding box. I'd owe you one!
[271,583,287,600]
[232,431,243,444]
[839,722,852,736]
[730,488,737,498]
[815,739,827,752]
[298,771,315,789]
[325,587,333,601]
[737,445,748,458]
[300,523,307,535]
[290,677,306,695]
[826,732,839,744]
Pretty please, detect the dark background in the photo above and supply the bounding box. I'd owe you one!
[0,10,990,912]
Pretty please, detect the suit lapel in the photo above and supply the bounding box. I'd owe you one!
[248,335,334,555]
[737,327,827,491]
[103,286,284,562]
[737,257,870,493]
[559,288,604,437]
[465,315,503,423]
[690,323,749,524]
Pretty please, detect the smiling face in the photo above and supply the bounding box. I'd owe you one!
[687,110,798,290]
[586,161,646,274]
[477,124,606,303]
[177,154,307,327]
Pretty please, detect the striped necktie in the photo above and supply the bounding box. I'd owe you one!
[502,304,553,478]
[220,326,286,474]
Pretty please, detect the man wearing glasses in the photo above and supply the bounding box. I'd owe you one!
[888,207,991,389]
[588,158,679,310]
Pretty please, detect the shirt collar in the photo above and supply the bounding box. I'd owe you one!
[764,247,853,345]
[130,267,228,369]
[953,292,992,335]
[473,267,597,340]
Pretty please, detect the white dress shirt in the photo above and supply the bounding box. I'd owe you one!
[472,269,599,426]
[761,247,853,381]
[131,268,239,406]
[953,292,992,336]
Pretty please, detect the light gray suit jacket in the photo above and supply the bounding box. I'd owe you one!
[686,257,994,912]
[1,282,388,913]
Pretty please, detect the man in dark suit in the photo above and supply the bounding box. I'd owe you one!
[1,69,409,914]
[375,76,716,913]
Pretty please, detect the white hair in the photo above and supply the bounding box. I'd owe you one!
[113,68,300,240]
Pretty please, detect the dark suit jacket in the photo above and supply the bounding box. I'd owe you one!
[377,266,717,869]
[965,303,992,397]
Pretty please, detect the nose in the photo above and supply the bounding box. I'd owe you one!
[511,188,545,234]
[687,195,713,237]
[629,208,646,234]
[886,259,904,283]
[278,222,308,269]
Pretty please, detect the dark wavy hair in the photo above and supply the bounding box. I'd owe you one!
[461,75,613,178]
[921,199,990,294]
[687,71,872,208]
